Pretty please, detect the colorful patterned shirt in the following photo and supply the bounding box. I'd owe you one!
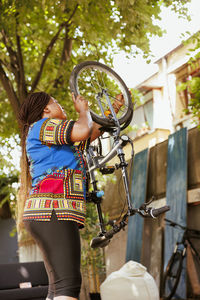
[23,118,89,227]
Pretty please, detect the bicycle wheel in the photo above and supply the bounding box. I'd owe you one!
[69,61,133,128]
[162,250,184,300]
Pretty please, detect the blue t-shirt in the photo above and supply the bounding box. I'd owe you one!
[26,118,85,186]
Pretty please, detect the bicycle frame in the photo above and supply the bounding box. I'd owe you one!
[84,91,170,248]
[162,219,200,299]
[85,126,133,235]
[165,219,200,264]
[187,235,200,261]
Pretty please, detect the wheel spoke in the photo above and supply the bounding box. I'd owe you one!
[106,93,129,108]
[70,61,133,128]
[85,69,100,94]
[89,68,104,92]
[100,70,106,89]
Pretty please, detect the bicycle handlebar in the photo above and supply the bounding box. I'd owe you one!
[91,205,170,248]
[151,205,170,218]
[165,218,200,237]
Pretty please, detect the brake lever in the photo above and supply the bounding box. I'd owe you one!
[138,207,156,218]
[139,196,156,210]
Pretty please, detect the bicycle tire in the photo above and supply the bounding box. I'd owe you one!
[162,250,184,300]
[69,61,133,128]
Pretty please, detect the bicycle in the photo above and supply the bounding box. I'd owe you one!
[69,61,170,248]
[162,218,200,300]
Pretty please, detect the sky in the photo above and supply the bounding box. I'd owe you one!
[113,0,200,88]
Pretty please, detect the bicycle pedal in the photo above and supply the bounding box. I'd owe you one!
[100,166,115,174]
[90,236,110,248]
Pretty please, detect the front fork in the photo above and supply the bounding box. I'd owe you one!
[86,141,133,236]
[86,151,107,234]
[116,146,133,214]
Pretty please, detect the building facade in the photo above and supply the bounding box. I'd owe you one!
[102,38,200,298]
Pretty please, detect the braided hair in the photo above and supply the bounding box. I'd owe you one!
[17,92,51,231]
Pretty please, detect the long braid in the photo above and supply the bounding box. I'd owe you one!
[17,92,51,233]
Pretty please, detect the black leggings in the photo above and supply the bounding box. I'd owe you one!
[24,211,81,299]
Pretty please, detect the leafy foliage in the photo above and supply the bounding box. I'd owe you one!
[130,88,145,107]
[80,202,107,292]
[0,0,190,273]
[177,32,200,126]
[0,174,18,218]
[0,0,189,230]
[182,76,200,122]
[0,0,190,139]
[0,0,190,188]
[0,136,19,217]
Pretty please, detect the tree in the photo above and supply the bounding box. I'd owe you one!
[0,0,190,139]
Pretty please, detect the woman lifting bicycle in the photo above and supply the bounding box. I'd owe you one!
[18,60,168,300]
[18,89,124,300]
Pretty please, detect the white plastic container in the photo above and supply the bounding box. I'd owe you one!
[100,261,159,300]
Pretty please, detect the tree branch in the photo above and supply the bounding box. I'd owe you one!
[31,4,79,93]
[1,28,19,82]
[60,3,78,63]
[15,12,27,103]
[0,61,21,117]
[66,4,79,25]
[60,25,73,64]
[30,22,66,93]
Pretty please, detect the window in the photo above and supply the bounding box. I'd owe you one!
[175,60,200,130]
[176,60,200,116]
[130,91,153,138]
